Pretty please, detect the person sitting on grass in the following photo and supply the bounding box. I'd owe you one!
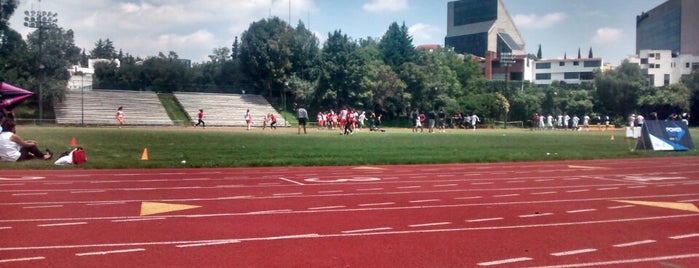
[0,119,53,162]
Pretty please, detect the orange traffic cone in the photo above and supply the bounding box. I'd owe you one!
[141,148,149,160]
[71,137,77,147]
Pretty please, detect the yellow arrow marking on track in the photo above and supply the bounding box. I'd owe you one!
[613,200,699,213]
[140,202,201,216]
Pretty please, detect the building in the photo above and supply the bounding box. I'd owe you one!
[531,57,604,85]
[445,0,525,58]
[627,50,699,87]
[636,0,699,57]
[445,0,526,82]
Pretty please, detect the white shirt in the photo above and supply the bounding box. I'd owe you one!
[0,132,21,162]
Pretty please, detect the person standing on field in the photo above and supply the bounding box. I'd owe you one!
[297,106,308,135]
[115,106,125,128]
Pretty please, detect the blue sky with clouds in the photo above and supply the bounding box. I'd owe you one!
[9,0,666,65]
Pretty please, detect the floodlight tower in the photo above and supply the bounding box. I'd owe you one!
[24,1,58,123]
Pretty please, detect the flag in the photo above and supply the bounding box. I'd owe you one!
[0,82,35,110]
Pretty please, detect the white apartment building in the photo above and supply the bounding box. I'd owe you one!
[627,50,699,87]
[531,57,604,85]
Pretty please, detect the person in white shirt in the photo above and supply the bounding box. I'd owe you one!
[0,119,52,162]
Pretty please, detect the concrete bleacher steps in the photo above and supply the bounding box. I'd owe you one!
[54,90,173,126]
[174,92,289,127]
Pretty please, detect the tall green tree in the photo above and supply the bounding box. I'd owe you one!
[594,60,645,118]
[315,30,357,109]
[378,22,415,70]
[239,17,293,97]
[89,38,117,59]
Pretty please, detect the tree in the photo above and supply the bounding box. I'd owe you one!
[536,44,542,59]
[315,30,357,109]
[378,22,415,70]
[239,17,293,97]
[594,60,645,119]
[588,47,593,58]
[289,21,321,82]
[90,38,117,59]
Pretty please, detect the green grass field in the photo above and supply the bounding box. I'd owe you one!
[3,126,698,169]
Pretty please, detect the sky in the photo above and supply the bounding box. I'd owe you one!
[8,0,667,65]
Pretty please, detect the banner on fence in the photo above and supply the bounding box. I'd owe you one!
[635,120,694,151]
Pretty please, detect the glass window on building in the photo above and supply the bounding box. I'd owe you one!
[649,74,655,86]
[583,60,601,68]
[664,74,670,86]
[536,62,551,69]
[580,72,594,80]
[536,73,551,80]
[564,72,580,80]
[641,58,648,64]
[559,62,565,66]
[573,61,579,66]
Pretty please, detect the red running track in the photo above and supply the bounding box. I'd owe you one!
[1,156,698,267]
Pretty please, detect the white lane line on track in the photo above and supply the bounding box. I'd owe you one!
[678,199,699,203]
[342,227,393,234]
[246,210,292,215]
[434,184,458,187]
[23,205,64,209]
[409,222,451,228]
[273,192,303,196]
[176,240,240,248]
[70,190,106,194]
[279,177,304,186]
[597,187,619,191]
[531,191,556,195]
[396,186,421,189]
[86,202,127,206]
[566,189,589,193]
[358,202,395,207]
[566,209,597,213]
[550,248,597,256]
[519,213,554,218]
[356,188,384,191]
[471,182,494,185]
[12,193,47,196]
[0,183,24,186]
[75,248,145,256]
[308,206,346,210]
[478,257,533,266]
[466,217,503,223]
[454,196,482,200]
[526,253,699,268]
[409,199,441,203]
[112,217,167,223]
[493,194,520,198]
[0,256,45,263]
[669,233,699,239]
[0,226,11,230]
[613,240,656,247]
[38,222,88,227]
[535,179,554,182]
[607,205,634,209]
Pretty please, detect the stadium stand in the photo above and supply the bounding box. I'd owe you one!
[54,90,173,126]
[174,92,289,127]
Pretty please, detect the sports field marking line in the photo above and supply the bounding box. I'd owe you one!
[358,202,395,207]
[493,194,520,198]
[531,191,557,195]
[0,226,12,230]
[409,199,441,203]
[23,205,64,209]
[626,185,647,189]
[12,193,47,196]
[112,217,167,223]
[396,186,421,189]
[471,182,494,185]
[246,209,292,215]
[308,206,346,210]
[596,187,619,191]
[0,183,24,186]
[612,240,656,247]
[566,209,597,213]
[37,222,88,227]
[279,177,304,186]
[70,190,106,194]
[318,190,343,194]
[519,213,554,218]
[3,215,699,253]
[535,179,554,182]
[341,227,393,234]
[75,248,145,257]
[434,184,458,187]
[566,189,590,193]
[607,205,635,209]
[86,201,127,206]
[356,188,384,191]
[454,196,482,200]
[272,192,303,196]
[506,180,527,183]
[678,199,699,202]
[466,217,503,223]
[550,248,597,256]
[409,222,452,228]
[669,233,699,239]
[478,257,533,266]
[0,256,45,263]
[43,182,72,185]
[176,240,240,248]
[524,253,699,268]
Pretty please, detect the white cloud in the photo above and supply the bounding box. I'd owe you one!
[362,0,409,13]
[408,23,442,44]
[592,27,622,44]
[513,12,567,29]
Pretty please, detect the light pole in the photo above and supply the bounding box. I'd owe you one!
[283,81,288,126]
[24,7,58,124]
